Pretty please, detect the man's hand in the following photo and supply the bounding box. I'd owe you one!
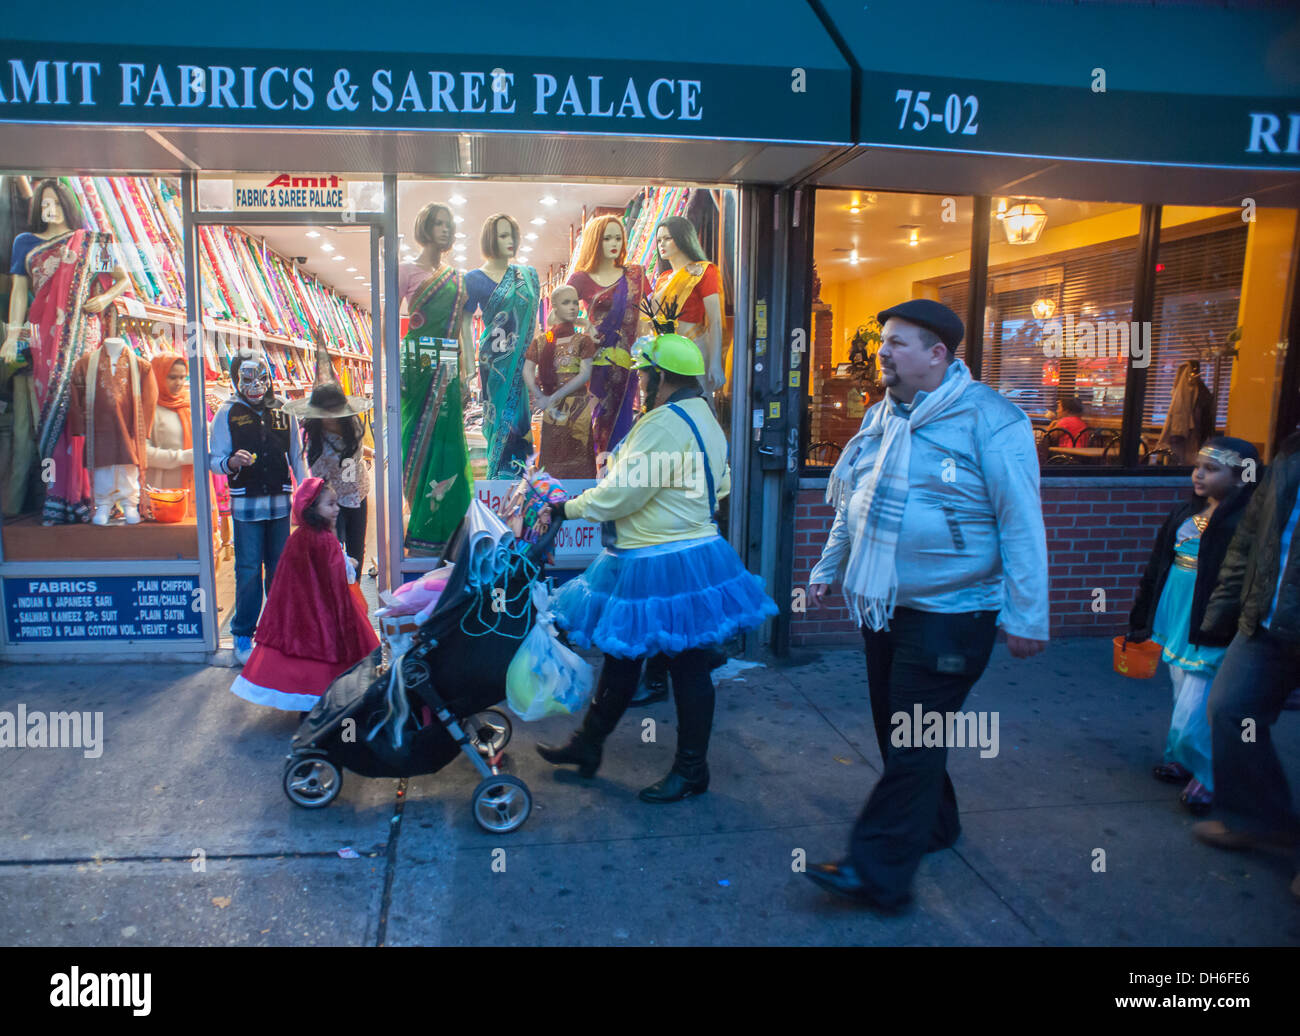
[808,583,831,608]
[1006,635,1046,659]
[227,449,255,471]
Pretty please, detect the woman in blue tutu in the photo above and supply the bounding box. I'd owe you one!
[536,332,777,802]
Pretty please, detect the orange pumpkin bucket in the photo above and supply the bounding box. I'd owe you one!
[1112,635,1161,679]
[148,487,188,524]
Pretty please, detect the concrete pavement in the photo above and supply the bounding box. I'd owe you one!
[1,638,1297,946]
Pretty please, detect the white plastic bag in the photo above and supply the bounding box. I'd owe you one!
[506,583,594,722]
[465,497,514,587]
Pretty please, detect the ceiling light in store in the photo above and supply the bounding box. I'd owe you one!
[530,217,546,226]
[455,232,467,239]
[346,267,357,273]
[540,195,558,206]
[306,230,320,238]
[449,194,467,206]
[849,248,859,265]
[524,232,538,241]
[849,206,860,215]
[1031,296,1058,320]
[354,275,365,280]
[1002,201,1047,245]
[331,255,345,262]
[908,229,919,247]
[321,243,335,252]
[453,215,465,224]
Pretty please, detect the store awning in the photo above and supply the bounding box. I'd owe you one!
[818,0,1300,171]
[0,1,852,179]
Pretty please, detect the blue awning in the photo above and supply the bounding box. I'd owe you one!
[1,1,853,146]
[819,0,1300,170]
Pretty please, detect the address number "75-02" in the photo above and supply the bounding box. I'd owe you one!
[894,90,979,135]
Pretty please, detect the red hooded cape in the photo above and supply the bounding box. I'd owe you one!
[254,524,378,664]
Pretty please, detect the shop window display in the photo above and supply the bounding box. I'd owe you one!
[394,181,737,562]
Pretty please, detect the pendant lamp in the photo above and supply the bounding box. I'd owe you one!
[1003,201,1047,245]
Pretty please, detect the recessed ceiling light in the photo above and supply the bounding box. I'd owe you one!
[849,206,860,214]
[321,243,335,252]
[455,232,467,239]
[530,217,546,226]
[453,215,465,224]
[540,195,558,206]
[306,230,320,238]
[354,275,364,280]
[346,267,357,272]
[524,232,538,241]
[331,255,344,261]
[449,194,467,206]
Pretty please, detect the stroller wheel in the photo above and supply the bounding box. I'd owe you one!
[471,775,531,834]
[283,755,343,809]
[466,708,513,757]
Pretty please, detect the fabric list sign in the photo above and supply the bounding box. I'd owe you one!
[4,576,204,643]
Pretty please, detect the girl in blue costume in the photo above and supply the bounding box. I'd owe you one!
[1129,436,1259,814]
[535,330,776,803]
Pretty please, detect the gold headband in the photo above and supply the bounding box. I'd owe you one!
[1198,446,1243,468]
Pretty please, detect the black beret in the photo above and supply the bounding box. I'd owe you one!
[876,299,964,353]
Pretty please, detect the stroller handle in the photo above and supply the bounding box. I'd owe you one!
[527,515,566,565]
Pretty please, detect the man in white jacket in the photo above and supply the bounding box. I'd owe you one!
[805,299,1048,911]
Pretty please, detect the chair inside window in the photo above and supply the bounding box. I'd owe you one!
[805,441,843,467]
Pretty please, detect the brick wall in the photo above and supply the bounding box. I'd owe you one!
[791,476,1190,646]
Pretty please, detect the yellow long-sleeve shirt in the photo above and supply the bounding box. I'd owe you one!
[565,396,729,549]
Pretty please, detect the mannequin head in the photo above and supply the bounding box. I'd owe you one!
[575,214,626,272]
[412,202,455,255]
[480,213,520,261]
[549,285,581,326]
[654,216,708,274]
[231,352,273,408]
[30,178,84,233]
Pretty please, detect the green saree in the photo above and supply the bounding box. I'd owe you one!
[401,263,472,553]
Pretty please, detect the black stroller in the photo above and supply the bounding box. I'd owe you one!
[281,514,563,833]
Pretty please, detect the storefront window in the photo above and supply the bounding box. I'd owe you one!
[806,189,973,468]
[394,180,737,566]
[980,198,1139,468]
[1146,206,1282,464]
[1,174,198,562]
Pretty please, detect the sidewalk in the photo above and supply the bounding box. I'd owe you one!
[1,637,1297,946]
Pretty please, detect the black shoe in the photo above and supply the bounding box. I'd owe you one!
[804,862,909,913]
[639,750,709,803]
[536,731,603,778]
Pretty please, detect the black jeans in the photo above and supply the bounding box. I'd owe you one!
[592,649,716,761]
[335,498,367,568]
[1208,626,1300,848]
[850,607,998,907]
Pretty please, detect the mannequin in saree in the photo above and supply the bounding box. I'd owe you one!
[567,213,647,461]
[465,212,540,479]
[650,216,724,393]
[2,178,130,523]
[69,307,159,525]
[398,201,474,552]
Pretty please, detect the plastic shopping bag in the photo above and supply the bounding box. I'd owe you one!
[505,583,594,721]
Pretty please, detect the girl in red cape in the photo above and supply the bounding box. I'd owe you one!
[231,477,379,712]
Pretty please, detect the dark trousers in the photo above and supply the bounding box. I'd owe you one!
[1208,627,1300,846]
[336,498,367,568]
[231,516,290,638]
[850,607,998,907]
[591,649,716,760]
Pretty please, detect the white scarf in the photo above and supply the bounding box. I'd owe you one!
[826,359,973,630]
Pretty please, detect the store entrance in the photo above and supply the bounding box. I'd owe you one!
[190,214,381,653]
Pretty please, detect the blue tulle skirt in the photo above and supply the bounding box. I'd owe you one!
[552,534,778,659]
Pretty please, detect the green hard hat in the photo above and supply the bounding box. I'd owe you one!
[632,333,706,377]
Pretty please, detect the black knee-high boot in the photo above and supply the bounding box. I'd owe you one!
[536,655,641,777]
[640,649,715,803]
